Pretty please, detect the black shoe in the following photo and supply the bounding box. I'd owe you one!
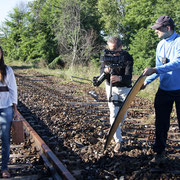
[150,152,166,165]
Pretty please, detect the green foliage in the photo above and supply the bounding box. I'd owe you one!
[91,56,101,68]
[122,0,156,45]
[1,6,27,60]
[129,28,159,74]
[48,56,65,69]
[0,0,180,74]
[24,0,58,64]
[97,0,180,74]
[97,0,125,36]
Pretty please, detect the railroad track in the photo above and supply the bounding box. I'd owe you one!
[0,111,75,179]
[20,112,75,180]
[12,68,180,179]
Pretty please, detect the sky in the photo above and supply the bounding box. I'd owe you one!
[0,0,33,25]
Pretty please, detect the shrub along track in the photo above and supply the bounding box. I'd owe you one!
[15,67,180,180]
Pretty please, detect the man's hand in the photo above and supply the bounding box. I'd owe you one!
[143,67,157,76]
[140,82,147,90]
[104,67,111,74]
[111,75,122,83]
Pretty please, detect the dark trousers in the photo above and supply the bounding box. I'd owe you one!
[153,88,180,154]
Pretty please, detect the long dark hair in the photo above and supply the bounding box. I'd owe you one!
[0,46,7,83]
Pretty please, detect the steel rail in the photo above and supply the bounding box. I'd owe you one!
[18,112,75,180]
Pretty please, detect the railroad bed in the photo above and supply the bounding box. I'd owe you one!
[0,112,74,179]
[13,67,180,179]
[0,140,50,179]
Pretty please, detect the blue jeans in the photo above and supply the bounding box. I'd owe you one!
[0,106,13,171]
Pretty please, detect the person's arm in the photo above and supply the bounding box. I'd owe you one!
[122,54,133,86]
[156,58,180,74]
[111,52,133,85]
[143,67,157,76]
[12,103,19,120]
[115,52,133,85]
[141,68,159,90]
[6,67,19,120]
[155,38,180,74]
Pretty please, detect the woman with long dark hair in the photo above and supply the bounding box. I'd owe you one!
[0,46,18,178]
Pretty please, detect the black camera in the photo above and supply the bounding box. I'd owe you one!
[101,49,125,66]
[93,49,125,87]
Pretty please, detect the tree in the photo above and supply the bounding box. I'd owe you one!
[1,3,28,60]
[129,28,159,74]
[23,0,58,63]
[125,0,180,74]
[121,0,156,46]
[1,0,102,67]
[97,0,126,36]
[1,0,180,73]
[51,0,101,67]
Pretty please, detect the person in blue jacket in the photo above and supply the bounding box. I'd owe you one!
[142,15,180,163]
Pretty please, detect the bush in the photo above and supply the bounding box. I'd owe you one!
[48,56,65,69]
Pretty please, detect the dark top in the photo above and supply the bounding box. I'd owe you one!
[100,50,133,87]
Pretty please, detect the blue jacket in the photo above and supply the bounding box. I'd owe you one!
[145,31,180,91]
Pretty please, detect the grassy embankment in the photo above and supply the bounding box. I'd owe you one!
[7,59,159,102]
[7,59,163,124]
[8,59,178,125]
